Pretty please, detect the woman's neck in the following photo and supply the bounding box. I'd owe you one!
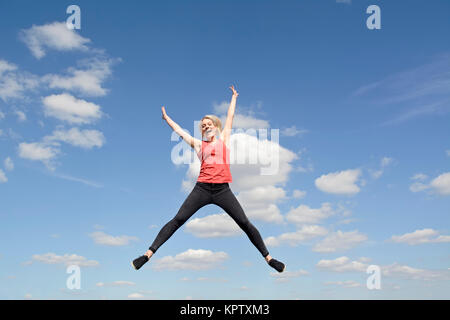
[205,135,218,143]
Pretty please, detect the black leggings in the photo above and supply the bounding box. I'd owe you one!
[149,182,270,258]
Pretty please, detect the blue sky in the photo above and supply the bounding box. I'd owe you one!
[0,0,449,300]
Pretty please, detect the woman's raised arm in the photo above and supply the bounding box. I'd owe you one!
[161,106,201,152]
[221,85,239,146]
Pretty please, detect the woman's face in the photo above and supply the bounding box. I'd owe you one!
[201,119,217,140]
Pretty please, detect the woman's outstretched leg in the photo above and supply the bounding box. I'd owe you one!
[213,187,285,272]
[132,185,211,270]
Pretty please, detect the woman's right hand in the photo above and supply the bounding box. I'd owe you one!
[161,106,168,120]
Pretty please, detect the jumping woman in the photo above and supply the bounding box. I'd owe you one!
[132,85,285,273]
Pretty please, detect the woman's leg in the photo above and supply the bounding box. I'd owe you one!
[213,188,270,258]
[148,185,212,254]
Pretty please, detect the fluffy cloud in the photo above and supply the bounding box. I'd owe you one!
[316,256,450,281]
[42,93,103,124]
[324,280,361,288]
[265,225,328,247]
[430,172,450,195]
[285,202,334,225]
[96,281,135,287]
[292,189,306,199]
[89,231,138,246]
[0,169,7,183]
[382,263,450,281]
[409,172,450,196]
[4,157,14,171]
[44,127,105,149]
[316,256,368,273]
[0,59,39,101]
[152,249,229,271]
[31,252,99,267]
[17,127,105,170]
[213,101,270,130]
[369,156,394,179]
[281,125,308,137]
[19,21,90,59]
[390,228,450,245]
[270,269,309,283]
[185,213,242,238]
[312,230,368,253]
[18,141,59,169]
[236,185,286,223]
[42,57,118,97]
[315,169,362,195]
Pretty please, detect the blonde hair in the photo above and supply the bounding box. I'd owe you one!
[199,115,222,136]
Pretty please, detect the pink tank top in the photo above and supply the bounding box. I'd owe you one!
[196,137,232,183]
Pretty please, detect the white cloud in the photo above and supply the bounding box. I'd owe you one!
[96,281,135,287]
[446,150,450,157]
[270,269,309,283]
[17,127,105,171]
[127,293,144,299]
[382,263,450,281]
[315,169,362,195]
[312,230,368,253]
[286,203,334,225]
[31,252,99,267]
[265,225,328,247]
[42,93,103,124]
[212,101,270,130]
[281,125,308,137]
[14,110,26,122]
[409,172,450,196]
[324,280,361,288]
[316,256,368,273]
[18,141,59,167]
[19,21,91,59]
[44,127,105,149]
[381,157,393,167]
[0,59,17,74]
[292,189,306,199]
[228,114,270,130]
[0,169,7,183]
[370,156,394,179]
[409,182,429,193]
[411,173,428,181]
[390,228,450,245]
[236,185,286,223]
[317,256,450,281]
[430,172,450,195]
[185,213,242,238]
[0,59,39,101]
[89,231,138,246]
[42,57,118,97]
[4,157,14,171]
[152,249,229,271]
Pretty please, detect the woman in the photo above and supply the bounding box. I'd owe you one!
[132,85,285,273]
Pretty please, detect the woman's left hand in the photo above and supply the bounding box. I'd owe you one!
[229,85,239,97]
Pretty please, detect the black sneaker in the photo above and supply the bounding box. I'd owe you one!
[132,255,149,270]
[268,258,285,273]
